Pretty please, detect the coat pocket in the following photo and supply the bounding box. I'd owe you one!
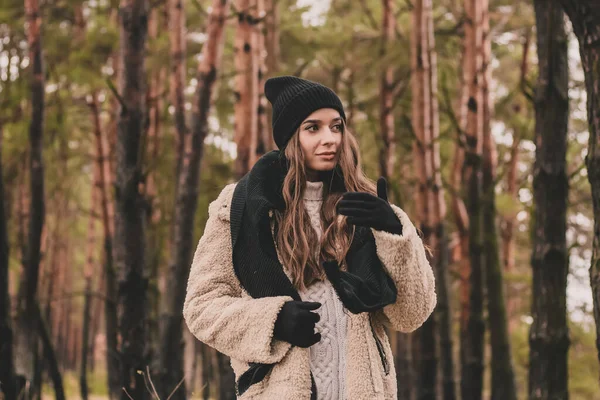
[369,315,390,376]
[235,362,273,397]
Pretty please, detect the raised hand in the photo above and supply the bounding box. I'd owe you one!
[336,177,403,235]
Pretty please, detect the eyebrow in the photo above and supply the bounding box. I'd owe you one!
[302,117,343,125]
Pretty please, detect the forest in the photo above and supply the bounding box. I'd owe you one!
[1,0,600,399]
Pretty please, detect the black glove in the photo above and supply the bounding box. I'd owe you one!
[336,177,403,235]
[273,301,321,348]
[322,260,397,314]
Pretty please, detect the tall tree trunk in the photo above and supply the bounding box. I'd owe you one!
[481,1,517,397]
[264,0,279,143]
[395,334,415,400]
[424,1,456,397]
[158,0,229,399]
[412,1,456,398]
[234,0,259,177]
[115,0,149,397]
[450,19,470,397]
[80,152,100,400]
[379,0,396,181]
[0,125,16,400]
[15,0,47,395]
[501,29,531,333]
[216,351,236,400]
[146,6,166,380]
[529,1,570,398]
[170,0,188,187]
[183,329,198,398]
[88,234,106,373]
[23,0,45,317]
[460,0,485,399]
[345,70,356,127]
[200,344,213,400]
[410,1,436,398]
[35,303,65,400]
[256,0,275,158]
[557,0,600,373]
[90,92,120,400]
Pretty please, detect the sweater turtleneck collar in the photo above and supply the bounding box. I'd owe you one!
[304,180,324,201]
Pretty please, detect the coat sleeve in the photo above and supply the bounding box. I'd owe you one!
[183,183,294,364]
[370,204,437,332]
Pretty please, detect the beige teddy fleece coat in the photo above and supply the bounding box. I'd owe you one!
[183,183,436,399]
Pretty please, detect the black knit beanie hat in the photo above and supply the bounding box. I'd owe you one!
[264,75,346,150]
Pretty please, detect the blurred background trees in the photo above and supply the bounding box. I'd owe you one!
[1,0,599,399]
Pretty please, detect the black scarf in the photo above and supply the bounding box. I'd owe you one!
[230,150,397,396]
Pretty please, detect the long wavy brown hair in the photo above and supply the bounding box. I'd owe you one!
[273,121,377,291]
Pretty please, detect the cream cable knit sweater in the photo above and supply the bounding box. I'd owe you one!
[297,180,347,400]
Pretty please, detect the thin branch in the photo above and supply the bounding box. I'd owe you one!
[105,78,127,113]
[439,72,465,140]
[435,17,464,37]
[189,0,209,17]
[401,113,422,149]
[166,376,187,400]
[139,370,159,400]
[146,366,161,400]
[293,60,311,77]
[520,78,535,103]
[568,162,586,181]
[122,389,134,400]
[358,0,378,29]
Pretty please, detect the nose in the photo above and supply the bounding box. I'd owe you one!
[321,127,337,145]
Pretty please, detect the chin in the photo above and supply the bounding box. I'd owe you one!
[313,162,336,170]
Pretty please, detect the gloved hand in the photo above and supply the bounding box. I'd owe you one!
[322,260,397,314]
[336,177,403,235]
[273,301,321,348]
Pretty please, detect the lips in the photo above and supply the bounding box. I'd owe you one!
[318,153,336,161]
[317,152,336,156]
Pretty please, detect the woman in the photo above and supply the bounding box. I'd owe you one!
[183,76,436,399]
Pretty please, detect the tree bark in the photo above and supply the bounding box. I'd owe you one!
[170,0,188,185]
[183,329,198,398]
[146,5,165,383]
[424,0,456,397]
[481,1,517,397]
[14,0,46,394]
[264,0,279,143]
[80,148,100,400]
[158,1,229,399]
[89,91,119,400]
[256,0,275,158]
[529,1,571,398]
[500,29,531,333]
[411,0,456,398]
[217,351,236,400]
[411,1,438,398]
[557,0,600,375]
[395,334,415,400]
[36,303,65,400]
[450,11,470,394]
[379,0,396,181]
[114,0,150,397]
[234,0,259,177]
[460,1,485,399]
[200,344,213,400]
[0,125,16,400]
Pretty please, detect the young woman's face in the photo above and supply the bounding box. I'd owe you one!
[298,108,343,181]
